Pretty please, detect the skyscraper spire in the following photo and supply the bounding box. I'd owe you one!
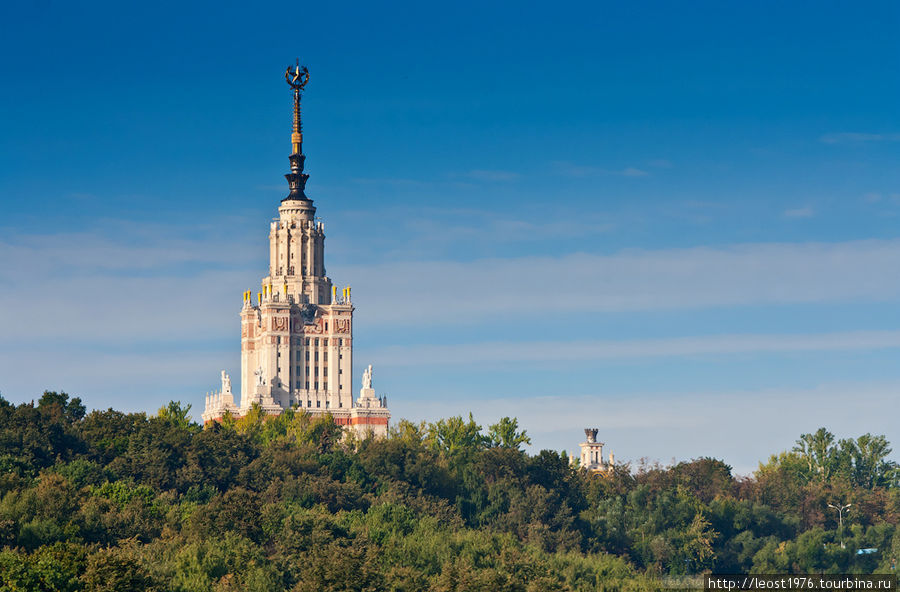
[284,59,311,202]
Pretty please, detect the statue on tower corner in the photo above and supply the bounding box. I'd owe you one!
[358,364,378,408]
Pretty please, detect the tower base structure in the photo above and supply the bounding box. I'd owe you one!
[202,369,391,439]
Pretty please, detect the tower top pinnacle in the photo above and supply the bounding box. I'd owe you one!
[283,60,313,205]
[285,59,309,154]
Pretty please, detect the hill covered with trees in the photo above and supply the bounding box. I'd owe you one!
[0,392,897,591]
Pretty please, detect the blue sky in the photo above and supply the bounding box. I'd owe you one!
[1,1,899,473]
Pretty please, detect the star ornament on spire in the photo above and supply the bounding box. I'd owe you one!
[286,60,310,90]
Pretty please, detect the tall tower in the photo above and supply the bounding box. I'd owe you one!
[202,62,390,437]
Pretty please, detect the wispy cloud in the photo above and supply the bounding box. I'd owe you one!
[462,169,520,182]
[0,228,259,345]
[820,132,900,144]
[351,177,431,187]
[370,330,900,367]
[351,168,523,189]
[8,231,900,346]
[551,161,649,178]
[337,239,900,326]
[860,192,900,208]
[551,161,603,177]
[647,159,673,168]
[332,205,616,261]
[783,206,814,218]
[397,212,613,247]
[6,221,900,436]
[0,347,237,413]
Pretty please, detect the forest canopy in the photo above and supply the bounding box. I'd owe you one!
[0,391,897,591]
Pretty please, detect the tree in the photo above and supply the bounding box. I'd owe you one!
[843,434,895,489]
[791,429,896,489]
[671,458,734,503]
[486,417,531,451]
[389,419,427,447]
[426,414,485,458]
[156,401,194,431]
[793,428,837,482]
[38,391,86,424]
[681,512,718,572]
[81,546,157,591]
[1,399,897,585]
[30,542,88,592]
[307,413,342,455]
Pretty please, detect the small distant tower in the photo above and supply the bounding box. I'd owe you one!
[579,428,613,472]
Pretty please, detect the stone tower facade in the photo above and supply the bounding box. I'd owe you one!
[576,428,613,472]
[202,63,390,437]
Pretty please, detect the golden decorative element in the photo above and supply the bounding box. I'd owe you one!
[285,60,309,90]
[285,59,310,154]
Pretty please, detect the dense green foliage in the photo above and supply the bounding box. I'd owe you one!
[0,392,897,591]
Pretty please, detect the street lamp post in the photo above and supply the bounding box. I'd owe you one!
[827,502,852,549]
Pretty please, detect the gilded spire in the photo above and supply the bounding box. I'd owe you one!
[283,59,311,202]
[292,89,302,154]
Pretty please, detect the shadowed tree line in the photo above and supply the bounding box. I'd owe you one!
[0,392,897,591]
